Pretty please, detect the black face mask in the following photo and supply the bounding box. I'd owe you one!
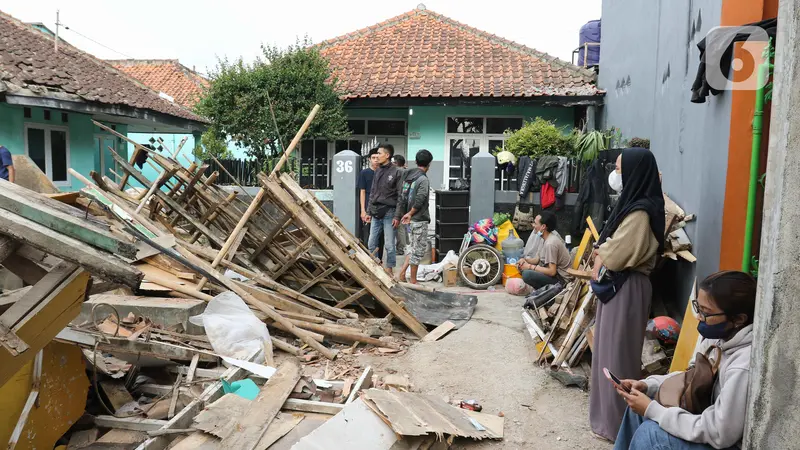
[697,319,731,339]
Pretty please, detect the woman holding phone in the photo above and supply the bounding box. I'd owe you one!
[589,148,665,442]
[613,271,756,450]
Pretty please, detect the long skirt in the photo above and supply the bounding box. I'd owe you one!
[589,271,652,441]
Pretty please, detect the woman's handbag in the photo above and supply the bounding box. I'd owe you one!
[655,346,722,414]
[590,268,630,304]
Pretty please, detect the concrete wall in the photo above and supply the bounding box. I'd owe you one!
[598,0,733,309]
[0,103,129,191]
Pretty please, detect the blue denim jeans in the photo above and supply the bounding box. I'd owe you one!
[614,407,737,450]
[368,209,396,268]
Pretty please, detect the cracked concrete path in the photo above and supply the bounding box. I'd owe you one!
[358,286,611,449]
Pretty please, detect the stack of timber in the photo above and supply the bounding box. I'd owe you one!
[662,194,696,263]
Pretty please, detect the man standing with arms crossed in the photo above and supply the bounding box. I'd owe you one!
[394,150,432,284]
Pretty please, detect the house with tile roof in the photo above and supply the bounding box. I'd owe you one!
[312,5,604,191]
[107,59,246,181]
[0,10,208,191]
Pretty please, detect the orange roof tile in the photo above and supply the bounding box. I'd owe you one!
[318,7,599,99]
[109,59,209,109]
[0,11,205,123]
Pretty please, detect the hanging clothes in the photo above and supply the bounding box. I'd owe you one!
[535,155,560,187]
[517,156,538,197]
[555,156,569,196]
[572,157,611,237]
[540,182,556,209]
[691,17,777,103]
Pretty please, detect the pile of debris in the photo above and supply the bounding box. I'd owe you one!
[522,193,695,387]
[0,107,489,449]
[662,194,696,262]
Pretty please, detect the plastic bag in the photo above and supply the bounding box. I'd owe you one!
[189,292,272,363]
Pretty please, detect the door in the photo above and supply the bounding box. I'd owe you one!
[95,135,117,181]
[446,137,482,190]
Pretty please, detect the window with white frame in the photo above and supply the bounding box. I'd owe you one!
[25,123,70,185]
[444,116,523,190]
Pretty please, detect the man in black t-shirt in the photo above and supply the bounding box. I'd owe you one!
[358,149,382,258]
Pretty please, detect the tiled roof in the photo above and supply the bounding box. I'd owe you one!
[0,10,206,123]
[318,7,599,99]
[109,59,209,109]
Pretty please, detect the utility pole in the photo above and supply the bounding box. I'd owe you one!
[54,10,59,52]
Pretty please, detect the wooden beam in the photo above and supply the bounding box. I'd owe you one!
[94,416,168,432]
[174,246,337,360]
[220,361,301,450]
[298,264,342,293]
[2,253,48,285]
[0,266,90,386]
[270,105,320,176]
[0,178,137,258]
[260,175,427,337]
[283,398,344,415]
[0,210,143,287]
[334,288,369,309]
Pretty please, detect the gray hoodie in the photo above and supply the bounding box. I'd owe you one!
[394,168,430,222]
[643,324,752,449]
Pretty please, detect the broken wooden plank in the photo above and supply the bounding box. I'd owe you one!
[94,416,168,432]
[334,288,369,309]
[0,178,137,258]
[220,360,302,450]
[260,174,427,337]
[283,398,345,415]
[99,380,138,414]
[346,366,374,404]
[0,266,90,386]
[67,428,99,449]
[0,210,142,287]
[2,253,48,285]
[422,321,456,342]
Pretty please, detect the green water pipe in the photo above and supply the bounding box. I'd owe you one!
[742,62,770,273]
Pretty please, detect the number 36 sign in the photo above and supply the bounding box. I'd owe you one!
[335,160,353,173]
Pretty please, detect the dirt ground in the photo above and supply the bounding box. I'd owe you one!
[358,285,612,450]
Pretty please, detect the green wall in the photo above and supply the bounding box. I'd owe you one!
[346,108,409,120]
[406,105,575,161]
[0,103,129,191]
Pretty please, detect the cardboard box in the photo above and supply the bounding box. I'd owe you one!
[443,267,458,287]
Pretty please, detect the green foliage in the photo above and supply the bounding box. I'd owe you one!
[196,36,350,161]
[574,130,609,162]
[629,137,651,149]
[192,130,233,160]
[502,118,575,158]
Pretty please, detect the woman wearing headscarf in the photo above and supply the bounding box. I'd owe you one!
[589,148,665,442]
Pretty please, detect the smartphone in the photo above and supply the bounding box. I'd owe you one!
[603,367,631,393]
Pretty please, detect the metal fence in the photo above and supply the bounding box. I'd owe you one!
[205,155,586,193]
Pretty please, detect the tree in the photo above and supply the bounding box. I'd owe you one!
[196,37,350,161]
[192,130,233,160]
[502,118,576,158]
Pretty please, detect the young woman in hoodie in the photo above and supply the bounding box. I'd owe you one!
[613,270,756,450]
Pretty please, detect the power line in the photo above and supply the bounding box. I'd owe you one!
[61,23,135,59]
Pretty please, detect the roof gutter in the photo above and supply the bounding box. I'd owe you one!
[343,95,605,108]
[3,90,207,133]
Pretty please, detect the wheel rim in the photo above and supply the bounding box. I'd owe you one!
[460,246,502,287]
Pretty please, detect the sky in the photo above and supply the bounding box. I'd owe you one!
[4,0,601,76]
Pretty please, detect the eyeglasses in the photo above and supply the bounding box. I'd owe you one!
[692,299,727,322]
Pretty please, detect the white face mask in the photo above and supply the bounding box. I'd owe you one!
[608,170,623,193]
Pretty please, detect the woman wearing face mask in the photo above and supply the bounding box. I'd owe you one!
[589,148,665,442]
[612,271,756,450]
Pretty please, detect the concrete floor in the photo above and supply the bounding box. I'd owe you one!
[358,286,612,450]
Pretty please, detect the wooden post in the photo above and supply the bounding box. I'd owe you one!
[270,105,320,177]
[199,105,321,286]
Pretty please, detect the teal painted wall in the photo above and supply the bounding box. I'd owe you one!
[407,105,575,161]
[0,103,129,191]
[128,132,250,188]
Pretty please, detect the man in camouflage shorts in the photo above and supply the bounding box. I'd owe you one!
[393,150,433,284]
